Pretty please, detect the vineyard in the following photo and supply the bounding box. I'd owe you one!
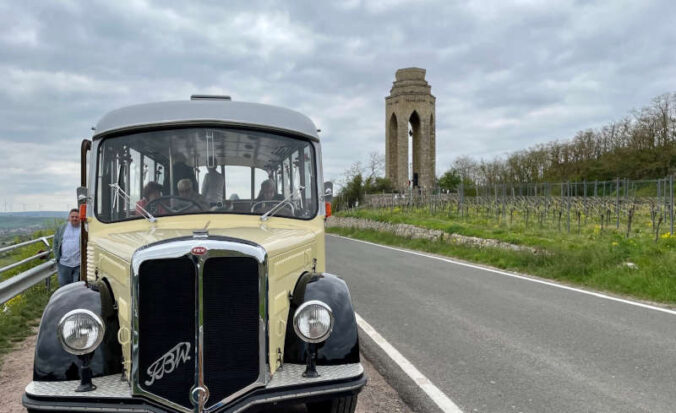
[340,176,676,244]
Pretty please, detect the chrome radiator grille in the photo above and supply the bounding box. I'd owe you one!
[132,240,267,412]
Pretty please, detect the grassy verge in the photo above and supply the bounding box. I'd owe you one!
[0,229,57,362]
[338,207,670,250]
[0,276,55,358]
[328,224,676,305]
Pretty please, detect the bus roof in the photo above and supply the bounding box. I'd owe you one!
[93,99,320,141]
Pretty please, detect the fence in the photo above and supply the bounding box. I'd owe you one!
[0,235,56,305]
[344,176,675,240]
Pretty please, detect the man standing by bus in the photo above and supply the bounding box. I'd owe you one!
[53,209,80,286]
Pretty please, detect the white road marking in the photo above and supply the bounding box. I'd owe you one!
[355,313,463,413]
[330,234,676,317]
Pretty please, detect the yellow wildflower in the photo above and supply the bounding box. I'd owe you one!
[5,294,23,308]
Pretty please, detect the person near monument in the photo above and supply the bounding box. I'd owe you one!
[53,209,81,286]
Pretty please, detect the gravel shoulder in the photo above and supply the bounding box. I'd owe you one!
[0,333,412,413]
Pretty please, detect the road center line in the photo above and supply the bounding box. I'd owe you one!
[355,313,463,413]
[331,234,676,317]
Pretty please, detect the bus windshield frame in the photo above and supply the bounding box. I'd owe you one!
[94,126,319,223]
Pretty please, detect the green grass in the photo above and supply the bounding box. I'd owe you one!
[0,276,55,358]
[332,208,676,304]
[0,229,58,364]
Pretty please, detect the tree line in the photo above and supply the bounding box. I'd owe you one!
[448,93,676,187]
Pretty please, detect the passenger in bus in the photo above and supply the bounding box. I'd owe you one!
[253,179,288,214]
[136,181,164,215]
[201,166,224,206]
[172,153,198,194]
[177,178,209,211]
[256,179,280,201]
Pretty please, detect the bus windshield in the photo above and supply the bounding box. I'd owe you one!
[95,127,318,222]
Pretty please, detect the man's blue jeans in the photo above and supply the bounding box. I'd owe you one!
[57,263,80,287]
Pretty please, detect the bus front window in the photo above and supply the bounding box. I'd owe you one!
[96,128,318,222]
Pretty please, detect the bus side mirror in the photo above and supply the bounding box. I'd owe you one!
[77,186,89,206]
[324,182,333,203]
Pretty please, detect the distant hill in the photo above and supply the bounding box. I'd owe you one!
[0,216,61,232]
[0,211,67,218]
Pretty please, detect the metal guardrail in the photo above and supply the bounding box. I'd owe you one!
[0,235,56,305]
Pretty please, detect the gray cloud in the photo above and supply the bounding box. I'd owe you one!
[1,0,675,209]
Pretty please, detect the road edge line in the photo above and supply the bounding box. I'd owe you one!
[355,312,463,413]
[332,234,676,317]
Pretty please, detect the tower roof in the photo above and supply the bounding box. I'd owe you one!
[387,67,435,99]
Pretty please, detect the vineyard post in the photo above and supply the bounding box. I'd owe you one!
[566,181,571,233]
[594,180,598,197]
[494,184,498,218]
[502,184,506,219]
[584,180,587,199]
[429,188,433,215]
[664,177,669,223]
[665,178,669,224]
[459,177,464,217]
[583,180,587,224]
[616,177,620,229]
[545,182,549,222]
[657,178,661,218]
[671,174,674,235]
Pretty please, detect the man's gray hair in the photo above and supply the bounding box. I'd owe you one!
[177,179,193,192]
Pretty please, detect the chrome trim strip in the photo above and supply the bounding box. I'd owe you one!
[131,239,266,275]
[130,238,268,413]
[191,253,207,412]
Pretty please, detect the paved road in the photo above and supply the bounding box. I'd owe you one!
[327,235,676,413]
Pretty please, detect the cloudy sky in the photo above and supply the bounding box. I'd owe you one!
[1,0,675,211]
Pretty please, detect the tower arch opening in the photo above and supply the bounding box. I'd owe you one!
[388,113,398,179]
[409,111,421,187]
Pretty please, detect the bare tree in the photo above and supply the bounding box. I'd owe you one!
[366,152,385,180]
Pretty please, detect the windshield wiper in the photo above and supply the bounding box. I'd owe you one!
[110,183,157,223]
[260,186,304,222]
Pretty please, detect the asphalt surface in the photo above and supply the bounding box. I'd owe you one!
[326,235,676,413]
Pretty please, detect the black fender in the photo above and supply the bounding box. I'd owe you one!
[283,272,360,365]
[33,280,123,381]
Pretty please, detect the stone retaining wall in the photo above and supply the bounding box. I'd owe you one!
[326,216,540,254]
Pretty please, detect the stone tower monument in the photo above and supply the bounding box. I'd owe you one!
[385,67,436,190]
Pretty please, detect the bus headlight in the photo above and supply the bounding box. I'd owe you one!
[293,300,334,343]
[57,309,105,355]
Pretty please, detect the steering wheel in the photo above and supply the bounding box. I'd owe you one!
[146,195,204,214]
[250,200,295,215]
